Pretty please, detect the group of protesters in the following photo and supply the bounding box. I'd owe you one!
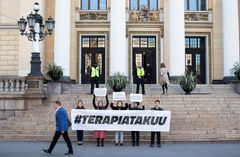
[43,95,163,155]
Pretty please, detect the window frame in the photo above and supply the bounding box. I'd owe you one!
[80,0,107,10]
[184,0,207,11]
[82,36,106,48]
[132,36,156,48]
[129,0,159,11]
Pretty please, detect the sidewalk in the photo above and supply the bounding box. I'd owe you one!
[0,141,239,157]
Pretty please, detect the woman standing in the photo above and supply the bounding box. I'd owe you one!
[76,100,85,145]
[110,101,128,146]
[92,94,109,147]
[129,102,145,146]
[160,63,169,95]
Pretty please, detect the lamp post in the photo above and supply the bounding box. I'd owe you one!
[17,2,55,77]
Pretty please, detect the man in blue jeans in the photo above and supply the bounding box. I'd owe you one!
[43,101,73,155]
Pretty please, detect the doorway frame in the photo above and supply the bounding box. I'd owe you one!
[129,32,160,84]
[185,33,210,84]
[78,32,109,84]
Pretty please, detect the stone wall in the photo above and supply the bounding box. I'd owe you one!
[0,29,19,76]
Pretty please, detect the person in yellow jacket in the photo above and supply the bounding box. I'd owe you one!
[90,63,100,94]
[136,63,145,94]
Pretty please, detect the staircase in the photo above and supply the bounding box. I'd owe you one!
[0,84,240,142]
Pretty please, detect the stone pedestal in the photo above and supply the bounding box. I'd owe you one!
[47,82,62,95]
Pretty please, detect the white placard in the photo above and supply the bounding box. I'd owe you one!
[71,109,171,132]
[94,88,107,97]
[130,93,143,102]
[113,92,126,100]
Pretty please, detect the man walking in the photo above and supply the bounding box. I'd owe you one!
[90,62,100,94]
[136,62,145,94]
[43,101,73,155]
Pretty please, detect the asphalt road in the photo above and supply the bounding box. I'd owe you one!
[0,141,239,157]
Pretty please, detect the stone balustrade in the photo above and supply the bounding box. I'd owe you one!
[0,77,27,93]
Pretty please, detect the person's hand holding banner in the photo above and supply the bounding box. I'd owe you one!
[113,92,126,101]
[94,88,107,97]
[130,93,143,102]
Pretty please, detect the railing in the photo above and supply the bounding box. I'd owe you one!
[185,11,213,23]
[0,77,27,92]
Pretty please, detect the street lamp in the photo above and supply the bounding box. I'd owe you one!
[17,2,55,77]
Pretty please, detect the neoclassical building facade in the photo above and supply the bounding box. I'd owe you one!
[0,0,240,84]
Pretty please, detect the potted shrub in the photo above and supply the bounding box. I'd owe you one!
[107,72,128,92]
[231,62,240,80]
[45,63,63,81]
[179,73,196,95]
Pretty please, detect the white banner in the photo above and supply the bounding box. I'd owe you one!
[94,88,107,97]
[130,94,143,102]
[113,92,126,100]
[71,109,171,132]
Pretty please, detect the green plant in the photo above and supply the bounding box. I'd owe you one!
[231,62,240,80]
[107,72,128,92]
[45,63,63,81]
[179,73,197,94]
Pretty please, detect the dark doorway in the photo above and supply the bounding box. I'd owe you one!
[185,37,206,84]
[81,36,105,84]
[132,36,156,84]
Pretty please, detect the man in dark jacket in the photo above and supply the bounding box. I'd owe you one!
[150,100,163,148]
[43,101,73,155]
[129,102,145,146]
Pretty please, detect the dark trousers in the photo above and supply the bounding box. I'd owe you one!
[146,75,151,84]
[76,130,83,142]
[91,77,99,94]
[136,78,145,94]
[131,131,140,145]
[162,84,168,93]
[48,131,73,153]
[151,132,161,145]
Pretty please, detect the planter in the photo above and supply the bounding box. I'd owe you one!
[45,63,63,82]
[183,89,193,95]
[179,73,196,95]
[107,72,128,92]
[51,76,61,82]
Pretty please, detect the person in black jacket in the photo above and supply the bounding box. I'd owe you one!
[129,102,145,146]
[76,100,85,145]
[110,101,128,146]
[150,100,163,148]
[92,94,109,147]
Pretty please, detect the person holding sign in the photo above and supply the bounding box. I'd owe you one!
[90,63,100,94]
[136,62,145,95]
[92,94,109,147]
[129,102,145,146]
[110,101,129,146]
[150,100,163,148]
[75,100,85,145]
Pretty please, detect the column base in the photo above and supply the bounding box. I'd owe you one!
[223,76,238,84]
[170,76,181,84]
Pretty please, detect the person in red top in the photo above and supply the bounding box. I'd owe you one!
[76,100,85,145]
[92,94,109,147]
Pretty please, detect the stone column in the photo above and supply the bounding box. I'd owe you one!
[164,0,185,80]
[222,0,240,80]
[110,0,127,75]
[54,0,71,77]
